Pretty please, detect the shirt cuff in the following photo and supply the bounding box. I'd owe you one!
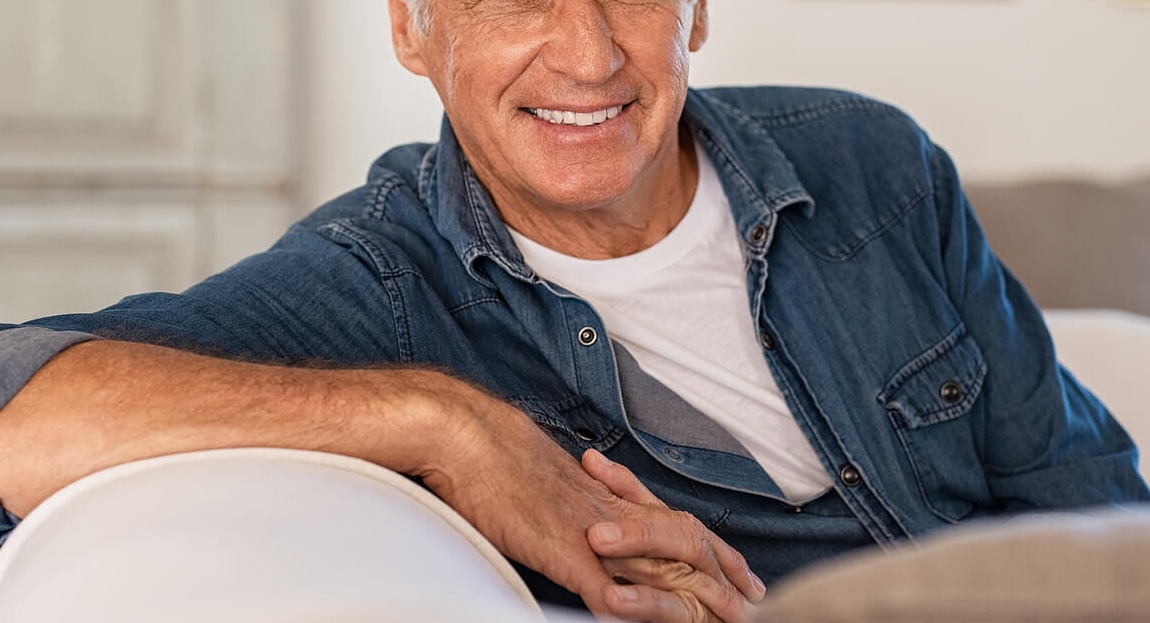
[0,326,97,411]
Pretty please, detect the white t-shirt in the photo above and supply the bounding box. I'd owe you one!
[509,145,832,503]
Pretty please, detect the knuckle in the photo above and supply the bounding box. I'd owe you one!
[634,518,660,545]
[672,508,699,525]
[653,558,697,581]
[724,546,749,572]
[672,589,712,623]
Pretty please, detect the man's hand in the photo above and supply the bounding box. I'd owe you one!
[582,450,766,623]
[410,380,762,623]
[408,386,629,618]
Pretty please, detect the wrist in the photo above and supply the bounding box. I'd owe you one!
[343,368,487,477]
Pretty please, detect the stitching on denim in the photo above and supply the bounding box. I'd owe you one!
[765,324,907,542]
[363,173,409,221]
[878,323,988,428]
[318,221,420,279]
[703,507,731,532]
[707,94,900,134]
[781,185,933,263]
[446,296,503,315]
[416,143,439,203]
[881,323,967,394]
[890,424,971,524]
[316,221,417,358]
[690,122,771,209]
[688,121,811,231]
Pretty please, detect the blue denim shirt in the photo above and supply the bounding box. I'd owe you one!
[3,87,1147,593]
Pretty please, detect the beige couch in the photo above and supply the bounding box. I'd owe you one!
[968,178,1150,317]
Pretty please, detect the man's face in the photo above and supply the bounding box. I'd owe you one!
[391,0,708,216]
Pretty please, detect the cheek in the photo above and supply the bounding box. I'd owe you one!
[667,45,690,80]
[637,38,692,95]
[443,40,538,108]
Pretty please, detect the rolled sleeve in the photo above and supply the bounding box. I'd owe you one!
[0,326,97,410]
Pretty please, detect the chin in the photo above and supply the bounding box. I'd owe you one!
[534,184,636,212]
[527,168,640,209]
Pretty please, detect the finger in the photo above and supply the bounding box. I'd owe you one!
[601,556,750,623]
[589,515,766,603]
[545,541,625,621]
[581,449,665,508]
[602,582,751,623]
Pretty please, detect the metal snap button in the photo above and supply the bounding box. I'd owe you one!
[574,428,598,443]
[940,381,963,404]
[750,224,769,244]
[578,327,598,347]
[760,331,777,351]
[839,464,862,487]
[663,447,684,463]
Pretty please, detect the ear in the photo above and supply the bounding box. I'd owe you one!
[688,0,708,53]
[389,0,429,76]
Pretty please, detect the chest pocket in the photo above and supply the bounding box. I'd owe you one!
[877,325,991,522]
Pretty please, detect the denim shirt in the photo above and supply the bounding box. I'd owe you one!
[3,87,1147,589]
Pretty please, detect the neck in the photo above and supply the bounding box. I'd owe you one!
[495,127,700,260]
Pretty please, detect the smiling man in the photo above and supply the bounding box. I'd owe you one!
[0,1,1147,622]
[396,0,704,260]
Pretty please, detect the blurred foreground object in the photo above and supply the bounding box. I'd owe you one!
[0,449,543,623]
[755,505,1150,623]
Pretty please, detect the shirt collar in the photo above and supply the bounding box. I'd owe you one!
[682,89,816,226]
[418,116,534,287]
[419,88,816,284]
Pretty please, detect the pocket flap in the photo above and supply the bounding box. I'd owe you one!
[878,326,988,429]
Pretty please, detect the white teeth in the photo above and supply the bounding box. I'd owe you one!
[528,105,623,127]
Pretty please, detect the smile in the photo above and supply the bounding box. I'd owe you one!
[525,106,624,127]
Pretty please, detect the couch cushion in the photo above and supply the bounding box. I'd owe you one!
[968,179,1150,317]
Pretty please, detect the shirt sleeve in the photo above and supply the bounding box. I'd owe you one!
[929,143,1150,508]
[0,326,97,543]
[0,218,412,546]
[0,326,97,410]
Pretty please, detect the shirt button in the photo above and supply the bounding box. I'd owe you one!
[760,331,777,351]
[578,327,598,347]
[940,381,963,404]
[750,224,769,244]
[839,464,863,487]
[574,428,598,443]
[663,447,684,463]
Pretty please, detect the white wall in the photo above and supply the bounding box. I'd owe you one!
[302,0,1150,208]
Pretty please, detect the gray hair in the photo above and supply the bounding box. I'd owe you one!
[404,0,432,35]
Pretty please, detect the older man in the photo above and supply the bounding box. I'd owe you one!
[0,0,1146,621]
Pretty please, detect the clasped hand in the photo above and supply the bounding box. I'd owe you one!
[582,449,765,623]
[416,390,764,623]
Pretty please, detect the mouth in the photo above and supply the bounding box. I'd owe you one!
[523,105,625,128]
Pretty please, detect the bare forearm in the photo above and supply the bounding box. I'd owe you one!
[0,340,459,516]
[0,340,763,623]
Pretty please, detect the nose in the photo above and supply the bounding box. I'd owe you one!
[541,0,624,85]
